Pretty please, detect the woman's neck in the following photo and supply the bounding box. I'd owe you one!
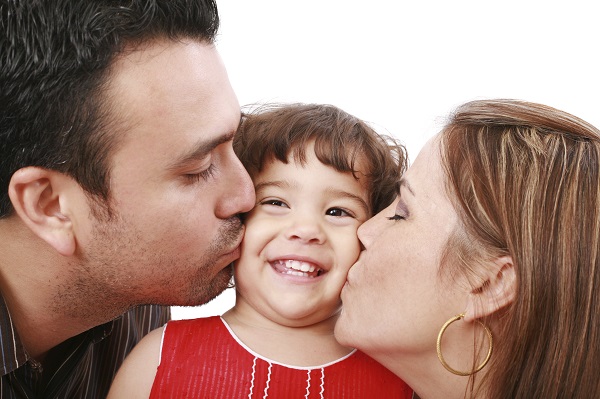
[366,350,481,399]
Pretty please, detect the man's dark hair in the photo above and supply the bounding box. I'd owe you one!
[0,0,220,218]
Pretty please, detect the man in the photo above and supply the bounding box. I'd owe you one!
[0,1,255,397]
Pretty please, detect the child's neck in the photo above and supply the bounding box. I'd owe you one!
[222,301,354,367]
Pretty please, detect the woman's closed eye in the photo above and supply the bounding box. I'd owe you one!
[387,214,406,221]
[388,199,409,221]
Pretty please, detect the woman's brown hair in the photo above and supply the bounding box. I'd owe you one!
[440,99,600,398]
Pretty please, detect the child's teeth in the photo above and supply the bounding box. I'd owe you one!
[280,260,322,277]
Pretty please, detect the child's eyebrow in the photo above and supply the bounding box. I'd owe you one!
[324,188,369,215]
[254,180,294,193]
[254,180,370,215]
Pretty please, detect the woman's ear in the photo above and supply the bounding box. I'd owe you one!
[8,167,77,256]
[463,256,516,322]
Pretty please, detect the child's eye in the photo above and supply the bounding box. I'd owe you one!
[326,207,352,217]
[261,199,289,208]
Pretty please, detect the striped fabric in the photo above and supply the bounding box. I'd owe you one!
[151,316,413,398]
[0,296,169,399]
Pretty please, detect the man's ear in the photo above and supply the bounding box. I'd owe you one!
[8,167,77,256]
[463,256,516,322]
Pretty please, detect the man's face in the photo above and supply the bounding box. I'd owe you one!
[68,39,255,312]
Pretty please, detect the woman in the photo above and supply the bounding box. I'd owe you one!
[334,99,600,398]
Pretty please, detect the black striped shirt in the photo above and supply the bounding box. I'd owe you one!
[0,296,169,399]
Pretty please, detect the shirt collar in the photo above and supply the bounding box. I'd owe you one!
[0,294,115,375]
[0,293,28,375]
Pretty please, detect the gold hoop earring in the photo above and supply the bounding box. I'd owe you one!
[436,313,493,376]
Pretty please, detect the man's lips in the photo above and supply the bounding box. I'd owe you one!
[222,228,245,261]
[227,244,241,258]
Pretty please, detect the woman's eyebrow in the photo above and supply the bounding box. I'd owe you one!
[399,177,415,196]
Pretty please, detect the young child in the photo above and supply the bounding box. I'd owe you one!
[108,103,412,398]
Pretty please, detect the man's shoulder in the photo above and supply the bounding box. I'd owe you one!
[117,305,171,334]
[92,305,171,354]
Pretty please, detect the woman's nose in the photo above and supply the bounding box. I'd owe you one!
[357,209,384,249]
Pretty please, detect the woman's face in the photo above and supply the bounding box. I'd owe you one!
[335,136,470,363]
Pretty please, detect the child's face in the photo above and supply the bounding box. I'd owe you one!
[234,143,370,327]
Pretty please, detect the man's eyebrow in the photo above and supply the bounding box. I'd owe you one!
[399,177,415,196]
[168,130,235,171]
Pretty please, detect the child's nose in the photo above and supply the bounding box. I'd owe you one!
[283,216,326,245]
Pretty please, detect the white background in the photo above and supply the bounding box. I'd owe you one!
[173,0,600,320]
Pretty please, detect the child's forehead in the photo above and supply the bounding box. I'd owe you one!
[252,152,370,199]
[257,140,370,174]
[253,150,371,194]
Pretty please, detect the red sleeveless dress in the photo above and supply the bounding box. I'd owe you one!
[150,316,412,398]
